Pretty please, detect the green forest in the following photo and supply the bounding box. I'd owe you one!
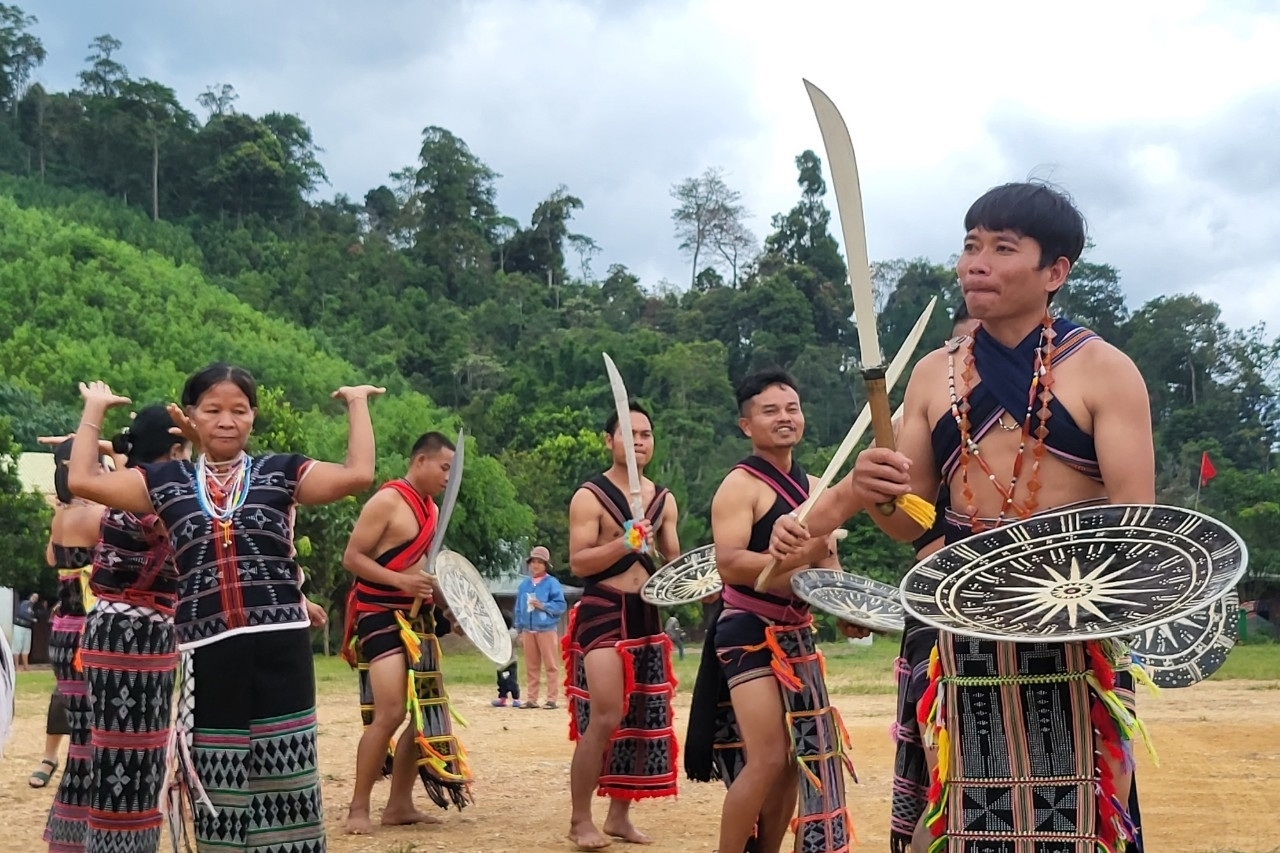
[2,5,1278,630]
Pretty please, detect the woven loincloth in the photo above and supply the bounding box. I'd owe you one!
[562,585,678,801]
[712,614,856,853]
[352,610,473,810]
[919,634,1155,853]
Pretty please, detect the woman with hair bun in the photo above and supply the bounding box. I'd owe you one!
[67,365,383,853]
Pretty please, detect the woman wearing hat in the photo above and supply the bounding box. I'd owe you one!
[513,546,567,709]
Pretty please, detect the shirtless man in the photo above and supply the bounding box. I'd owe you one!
[773,182,1155,853]
[703,370,860,853]
[341,432,460,834]
[565,402,680,849]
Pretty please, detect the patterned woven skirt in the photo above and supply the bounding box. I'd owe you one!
[562,586,679,801]
[352,610,473,810]
[78,601,177,853]
[919,634,1153,853]
[711,614,856,853]
[182,628,325,853]
[44,582,91,853]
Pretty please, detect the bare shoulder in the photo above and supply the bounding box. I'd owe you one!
[1081,338,1146,388]
[713,467,755,501]
[906,345,952,391]
[359,486,400,515]
[568,485,603,519]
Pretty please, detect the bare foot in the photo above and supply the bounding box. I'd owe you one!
[603,817,653,844]
[345,806,374,835]
[381,806,442,827]
[568,820,614,850]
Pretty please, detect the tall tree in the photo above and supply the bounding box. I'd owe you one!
[671,167,755,288]
[0,3,45,116]
[260,111,328,199]
[762,150,845,285]
[119,78,196,220]
[397,126,499,298]
[506,184,591,292]
[77,34,127,98]
[197,82,239,118]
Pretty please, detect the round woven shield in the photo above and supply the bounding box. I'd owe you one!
[1129,589,1239,688]
[900,504,1248,643]
[641,545,722,606]
[435,550,512,665]
[790,568,905,634]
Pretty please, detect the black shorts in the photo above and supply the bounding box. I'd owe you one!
[356,610,406,663]
[46,690,71,736]
[714,611,775,689]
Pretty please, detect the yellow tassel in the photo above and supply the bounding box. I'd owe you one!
[935,726,950,783]
[393,612,424,665]
[448,698,470,728]
[896,493,936,529]
[1129,661,1160,697]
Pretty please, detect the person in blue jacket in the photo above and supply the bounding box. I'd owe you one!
[514,545,568,709]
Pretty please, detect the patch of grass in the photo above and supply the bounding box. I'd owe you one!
[14,669,55,698]
[17,631,1268,704]
[1209,644,1280,682]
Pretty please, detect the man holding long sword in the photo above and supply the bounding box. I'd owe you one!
[339,431,469,835]
[772,181,1156,853]
[689,369,865,853]
[564,395,680,850]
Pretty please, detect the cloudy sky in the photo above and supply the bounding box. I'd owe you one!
[22,0,1280,332]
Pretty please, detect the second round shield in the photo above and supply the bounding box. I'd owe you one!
[790,568,905,634]
[1128,589,1240,688]
[642,545,721,606]
[435,549,512,665]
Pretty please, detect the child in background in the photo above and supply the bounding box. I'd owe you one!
[493,620,522,707]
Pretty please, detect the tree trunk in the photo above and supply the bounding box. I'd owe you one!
[151,129,160,221]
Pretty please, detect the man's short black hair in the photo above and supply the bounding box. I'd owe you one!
[964,182,1086,269]
[604,401,652,436]
[735,369,800,415]
[951,301,971,327]
[411,431,455,457]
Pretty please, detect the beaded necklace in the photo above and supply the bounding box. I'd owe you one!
[195,453,250,546]
[948,316,1057,532]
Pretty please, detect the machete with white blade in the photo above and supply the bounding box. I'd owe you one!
[602,353,644,522]
[409,427,465,618]
[805,78,900,516]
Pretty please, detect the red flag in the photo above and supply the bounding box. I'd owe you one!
[1199,451,1217,487]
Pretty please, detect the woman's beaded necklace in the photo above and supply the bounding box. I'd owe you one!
[947,316,1057,532]
[195,453,249,546]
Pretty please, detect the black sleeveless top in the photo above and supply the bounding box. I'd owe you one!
[578,473,669,585]
[727,455,809,609]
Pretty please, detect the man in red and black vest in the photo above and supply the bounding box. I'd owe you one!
[340,432,457,835]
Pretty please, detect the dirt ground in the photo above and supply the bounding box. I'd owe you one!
[3,680,1279,853]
